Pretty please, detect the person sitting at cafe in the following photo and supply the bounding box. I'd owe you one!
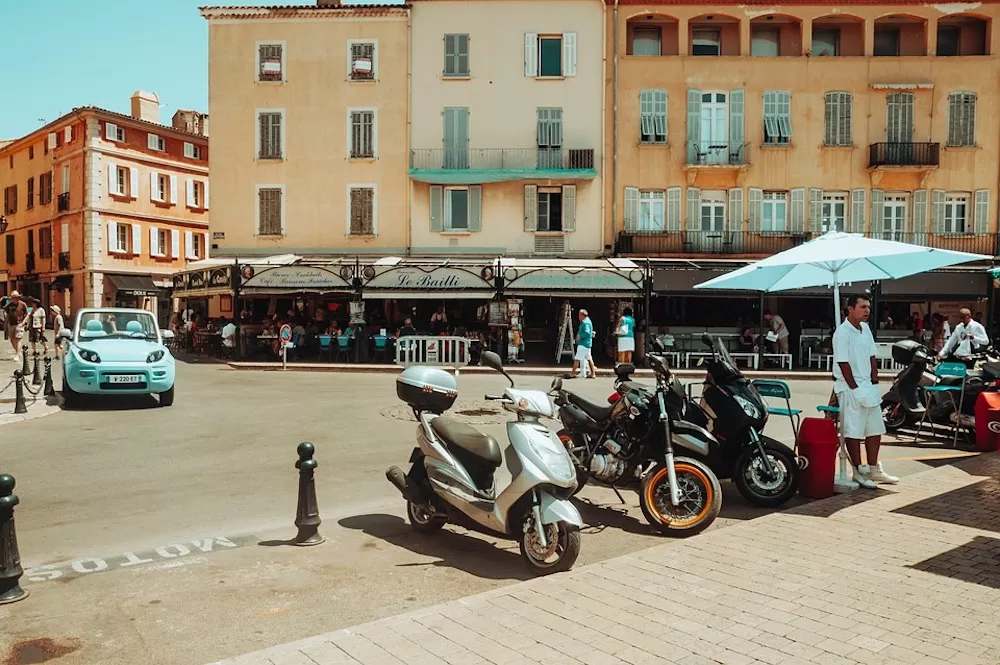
[221,317,237,351]
[398,318,418,338]
[738,326,756,353]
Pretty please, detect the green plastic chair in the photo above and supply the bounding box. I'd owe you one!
[915,361,968,447]
[752,378,802,439]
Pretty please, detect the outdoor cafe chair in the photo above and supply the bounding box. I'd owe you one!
[372,335,390,363]
[334,335,352,362]
[915,361,968,447]
[318,334,333,361]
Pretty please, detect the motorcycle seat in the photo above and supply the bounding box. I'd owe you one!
[567,391,614,422]
[430,417,502,466]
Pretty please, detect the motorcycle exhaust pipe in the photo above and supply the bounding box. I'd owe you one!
[385,466,410,498]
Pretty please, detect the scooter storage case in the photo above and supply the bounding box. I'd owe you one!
[396,366,458,413]
[892,339,929,365]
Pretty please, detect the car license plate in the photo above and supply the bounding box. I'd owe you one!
[106,375,143,384]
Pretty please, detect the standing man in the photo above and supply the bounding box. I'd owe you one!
[938,307,989,363]
[571,309,596,379]
[764,310,790,355]
[833,295,899,489]
[7,291,27,363]
[50,305,65,359]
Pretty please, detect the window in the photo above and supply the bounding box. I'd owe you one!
[763,91,791,144]
[812,29,839,56]
[257,110,284,160]
[874,28,900,56]
[184,142,203,160]
[537,189,563,232]
[258,187,284,236]
[751,28,779,56]
[28,146,34,160]
[632,27,661,56]
[26,177,34,210]
[638,191,665,231]
[761,191,787,232]
[824,91,852,146]
[349,41,376,81]
[5,236,14,264]
[3,185,16,215]
[639,90,667,144]
[152,174,168,203]
[943,193,969,234]
[691,30,720,56]
[257,42,284,82]
[39,227,52,259]
[349,186,375,235]
[147,134,165,151]
[886,92,914,143]
[937,26,960,56]
[158,229,169,257]
[445,188,470,230]
[185,179,208,209]
[349,109,376,158]
[948,92,976,147]
[110,222,129,253]
[821,192,847,232]
[114,166,128,196]
[105,122,125,142]
[189,232,203,259]
[39,172,52,205]
[444,34,470,76]
[882,194,908,241]
[524,32,577,77]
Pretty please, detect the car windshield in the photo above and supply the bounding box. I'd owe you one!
[76,311,159,341]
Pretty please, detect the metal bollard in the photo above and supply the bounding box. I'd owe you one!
[0,473,28,604]
[31,352,41,386]
[20,345,28,376]
[12,371,27,415]
[42,357,55,397]
[292,442,325,546]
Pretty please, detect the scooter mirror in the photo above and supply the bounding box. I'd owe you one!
[481,351,504,372]
[550,377,563,391]
[702,333,714,348]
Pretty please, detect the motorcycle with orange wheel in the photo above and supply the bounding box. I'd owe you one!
[552,350,722,536]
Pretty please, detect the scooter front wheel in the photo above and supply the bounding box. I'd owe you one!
[733,444,800,508]
[518,517,581,574]
[406,499,447,534]
[639,457,721,537]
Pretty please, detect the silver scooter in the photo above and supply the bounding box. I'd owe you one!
[386,351,583,574]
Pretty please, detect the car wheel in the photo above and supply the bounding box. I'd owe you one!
[61,376,78,409]
[159,385,175,407]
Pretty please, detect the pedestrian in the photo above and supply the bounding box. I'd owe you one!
[832,294,898,489]
[50,305,65,359]
[29,297,49,356]
[7,291,27,363]
[615,306,636,365]
[764,310,789,355]
[571,309,596,379]
[938,307,989,363]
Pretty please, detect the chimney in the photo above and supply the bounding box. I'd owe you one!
[172,109,210,137]
[130,90,160,124]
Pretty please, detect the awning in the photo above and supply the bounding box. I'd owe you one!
[107,274,159,296]
[363,290,495,300]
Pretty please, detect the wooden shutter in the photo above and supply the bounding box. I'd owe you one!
[790,188,806,233]
[107,221,117,252]
[429,185,443,232]
[666,187,682,232]
[186,179,195,207]
[562,32,577,76]
[105,123,117,141]
[203,233,210,259]
[149,227,159,256]
[523,185,538,231]
[686,89,702,164]
[171,230,180,259]
[107,164,115,195]
[809,188,823,233]
[686,187,701,228]
[729,89,745,161]
[850,189,866,233]
[912,190,928,237]
[974,189,989,234]
[61,223,69,253]
[129,168,137,199]
[870,189,885,234]
[561,185,576,232]
[623,187,640,230]
[748,188,763,232]
[47,133,57,150]
[147,134,159,150]
[886,93,914,142]
[728,188,743,231]
[524,33,538,77]
[170,176,178,204]
[468,185,482,232]
[203,182,210,209]
[131,223,142,255]
[184,231,194,259]
[150,173,159,202]
[947,92,976,147]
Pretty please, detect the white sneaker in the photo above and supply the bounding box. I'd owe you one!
[13,355,20,364]
[868,462,899,485]
[853,465,878,489]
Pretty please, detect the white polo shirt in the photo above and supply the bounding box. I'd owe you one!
[832,318,876,394]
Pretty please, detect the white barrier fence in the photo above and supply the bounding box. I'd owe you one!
[395,336,471,375]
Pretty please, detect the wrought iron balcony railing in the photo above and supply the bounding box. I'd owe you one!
[410,148,595,170]
[869,142,940,167]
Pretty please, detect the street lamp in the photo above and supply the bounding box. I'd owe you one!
[0,215,7,234]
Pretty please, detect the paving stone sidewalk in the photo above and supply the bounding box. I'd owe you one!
[209,454,1000,665]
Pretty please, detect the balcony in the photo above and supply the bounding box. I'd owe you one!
[683,142,750,187]
[869,142,940,168]
[866,231,997,256]
[616,230,809,257]
[58,251,70,271]
[57,192,70,212]
[408,148,597,184]
[25,253,35,273]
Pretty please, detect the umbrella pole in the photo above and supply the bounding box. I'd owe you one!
[831,278,859,493]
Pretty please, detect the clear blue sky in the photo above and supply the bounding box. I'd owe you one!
[0,0,210,138]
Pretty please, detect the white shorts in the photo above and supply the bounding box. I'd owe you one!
[574,345,592,362]
[838,395,887,440]
[618,337,635,353]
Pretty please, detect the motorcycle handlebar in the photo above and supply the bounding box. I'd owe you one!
[484,394,504,401]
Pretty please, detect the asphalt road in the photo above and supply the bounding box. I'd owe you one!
[0,360,981,665]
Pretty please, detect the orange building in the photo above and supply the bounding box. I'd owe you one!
[0,92,209,323]
[607,1,1000,263]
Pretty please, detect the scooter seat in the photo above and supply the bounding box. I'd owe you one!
[430,417,502,466]
[567,391,614,422]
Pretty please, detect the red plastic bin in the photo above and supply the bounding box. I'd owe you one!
[974,392,1000,452]
[796,417,839,499]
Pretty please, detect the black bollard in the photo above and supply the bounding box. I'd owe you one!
[12,371,27,415]
[0,473,28,604]
[31,352,41,386]
[292,442,325,546]
[20,345,28,376]
[42,357,55,397]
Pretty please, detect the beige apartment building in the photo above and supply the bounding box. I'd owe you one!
[0,93,209,321]
[200,1,410,257]
[409,0,605,257]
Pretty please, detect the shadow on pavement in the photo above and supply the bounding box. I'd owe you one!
[786,487,890,518]
[909,535,1000,590]
[337,513,535,582]
[891,476,1000,533]
[60,393,160,411]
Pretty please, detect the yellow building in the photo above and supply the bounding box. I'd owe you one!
[0,93,209,321]
[200,1,410,257]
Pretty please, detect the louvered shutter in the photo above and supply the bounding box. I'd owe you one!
[850,189,866,233]
[974,189,989,234]
[429,186,443,232]
[524,33,538,77]
[930,190,946,235]
[729,89,745,161]
[728,188,743,231]
[523,185,538,232]
[150,173,159,202]
[870,189,885,235]
[665,187,681,232]
[748,188,763,232]
[562,33,577,76]
[624,187,640,230]
[686,188,701,229]
[171,230,180,259]
[131,223,141,255]
[107,221,117,252]
[149,227,159,256]
[129,168,137,199]
[912,190,928,239]
[790,188,806,233]
[686,89,701,164]
[562,185,576,232]
[468,185,482,232]
[809,188,823,233]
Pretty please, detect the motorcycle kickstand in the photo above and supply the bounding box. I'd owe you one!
[610,485,626,504]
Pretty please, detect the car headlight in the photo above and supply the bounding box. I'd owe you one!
[77,349,101,363]
[527,434,575,482]
[147,350,165,363]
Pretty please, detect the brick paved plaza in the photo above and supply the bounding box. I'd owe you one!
[211,454,1000,665]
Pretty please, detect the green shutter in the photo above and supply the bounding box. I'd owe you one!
[686,89,702,163]
[468,185,482,232]
[523,185,537,232]
[562,185,576,232]
[429,185,443,232]
[729,89,745,163]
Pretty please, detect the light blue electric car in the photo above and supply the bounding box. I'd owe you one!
[58,308,176,408]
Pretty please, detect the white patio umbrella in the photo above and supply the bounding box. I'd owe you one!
[694,231,992,491]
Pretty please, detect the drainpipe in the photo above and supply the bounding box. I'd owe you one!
[599,0,608,256]
[612,0,620,253]
[405,7,413,257]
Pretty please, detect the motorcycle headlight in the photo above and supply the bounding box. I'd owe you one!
[528,434,575,482]
[733,395,760,419]
[77,348,101,363]
[147,350,165,363]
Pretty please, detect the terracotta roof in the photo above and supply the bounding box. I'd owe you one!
[73,106,209,142]
[199,4,410,18]
[607,0,1000,4]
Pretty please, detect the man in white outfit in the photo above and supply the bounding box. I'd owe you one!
[832,295,899,489]
[938,308,989,361]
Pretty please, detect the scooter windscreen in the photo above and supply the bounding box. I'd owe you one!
[702,333,744,383]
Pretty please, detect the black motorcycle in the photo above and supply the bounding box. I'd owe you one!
[613,334,801,508]
[552,348,722,536]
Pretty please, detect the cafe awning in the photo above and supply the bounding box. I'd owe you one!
[107,274,159,296]
[500,258,645,297]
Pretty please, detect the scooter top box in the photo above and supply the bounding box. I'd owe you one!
[396,366,459,413]
[892,339,929,365]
